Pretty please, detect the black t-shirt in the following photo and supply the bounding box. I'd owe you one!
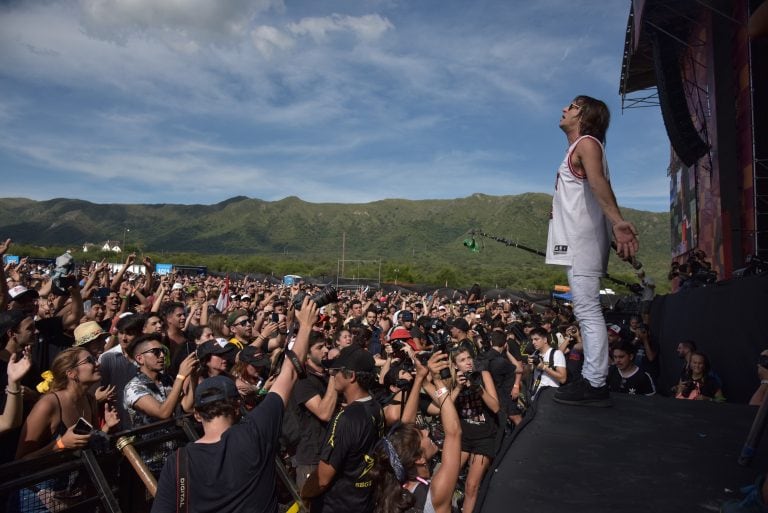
[99,350,139,431]
[36,316,74,370]
[312,398,384,513]
[485,350,517,414]
[292,373,333,465]
[169,339,196,377]
[607,366,656,396]
[151,392,285,513]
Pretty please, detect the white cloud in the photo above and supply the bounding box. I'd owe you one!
[287,13,393,43]
[78,0,284,43]
[251,25,294,57]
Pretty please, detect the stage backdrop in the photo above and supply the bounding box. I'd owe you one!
[650,273,768,403]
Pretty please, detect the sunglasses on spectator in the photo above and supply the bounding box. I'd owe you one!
[140,347,168,358]
[235,319,251,327]
[73,355,97,368]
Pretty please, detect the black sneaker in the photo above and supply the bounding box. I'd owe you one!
[553,378,612,407]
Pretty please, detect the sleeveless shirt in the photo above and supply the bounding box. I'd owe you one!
[545,135,612,276]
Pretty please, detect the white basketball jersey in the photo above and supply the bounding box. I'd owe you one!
[545,135,612,276]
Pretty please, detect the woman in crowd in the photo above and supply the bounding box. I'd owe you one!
[451,347,500,513]
[16,347,119,458]
[370,351,461,513]
[231,345,273,410]
[675,351,725,401]
[207,312,231,340]
[14,347,119,512]
[195,339,234,381]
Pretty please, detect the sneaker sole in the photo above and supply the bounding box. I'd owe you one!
[552,396,613,408]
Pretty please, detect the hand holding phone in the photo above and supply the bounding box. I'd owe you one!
[72,417,93,435]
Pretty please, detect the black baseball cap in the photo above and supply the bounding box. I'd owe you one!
[196,339,235,360]
[324,345,375,373]
[238,345,271,368]
[194,376,239,408]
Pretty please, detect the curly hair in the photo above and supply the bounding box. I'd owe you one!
[369,423,424,513]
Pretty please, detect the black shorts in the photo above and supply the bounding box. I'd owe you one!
[460,418,497,456]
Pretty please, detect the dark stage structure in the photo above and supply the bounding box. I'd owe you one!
[621,0,768,279]
[479,388,768,513]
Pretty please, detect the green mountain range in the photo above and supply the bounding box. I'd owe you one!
[0,194,670,292]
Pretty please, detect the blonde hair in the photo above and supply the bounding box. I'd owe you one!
[50,347,88,391]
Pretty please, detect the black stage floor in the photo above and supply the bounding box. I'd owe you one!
[478,388,768,513]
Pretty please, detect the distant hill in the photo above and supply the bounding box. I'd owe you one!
[0,194,671,292]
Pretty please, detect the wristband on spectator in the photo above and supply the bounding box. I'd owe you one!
[175,374,187,381]
[56,438,66,450]
[5,386,21,395]
[434,386,449,399]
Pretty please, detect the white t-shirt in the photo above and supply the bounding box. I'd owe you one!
[538,348,566,388]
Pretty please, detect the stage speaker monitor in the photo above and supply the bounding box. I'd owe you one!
[652,31,710,167]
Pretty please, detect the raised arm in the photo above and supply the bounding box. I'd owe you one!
[270,298,318,406]
[424,352,461,513]
[110,253,136,291]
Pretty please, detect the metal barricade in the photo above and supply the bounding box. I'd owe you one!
[0,416,200,513]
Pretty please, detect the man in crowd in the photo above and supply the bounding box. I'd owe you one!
[150,299,318,513]
[449,318,476,357]
[292,331,339,490]
[228,309,253,350]
[124,333,198,475]
[607,341,656,396]
[485,331,523,425]
[100,314,144,430]
[545,95,639,407]
[528,327,567,400]
[160,301,188,360]
[345,299,364,327]
[302,344,384,513]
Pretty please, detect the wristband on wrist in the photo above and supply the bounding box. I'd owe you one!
[434,386,449,399]
[176,374,187,381]
[56,438,66,450]
[5,386,21,395]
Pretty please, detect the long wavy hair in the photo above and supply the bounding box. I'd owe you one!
[369,423,424,513]
[50,347,88,391]
[573,95,610,144]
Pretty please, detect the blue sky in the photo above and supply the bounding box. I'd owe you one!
[0,0,670,212]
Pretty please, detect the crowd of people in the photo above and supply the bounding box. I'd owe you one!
[0,239,734,513]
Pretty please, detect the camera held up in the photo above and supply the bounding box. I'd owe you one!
[292,285,339,311]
